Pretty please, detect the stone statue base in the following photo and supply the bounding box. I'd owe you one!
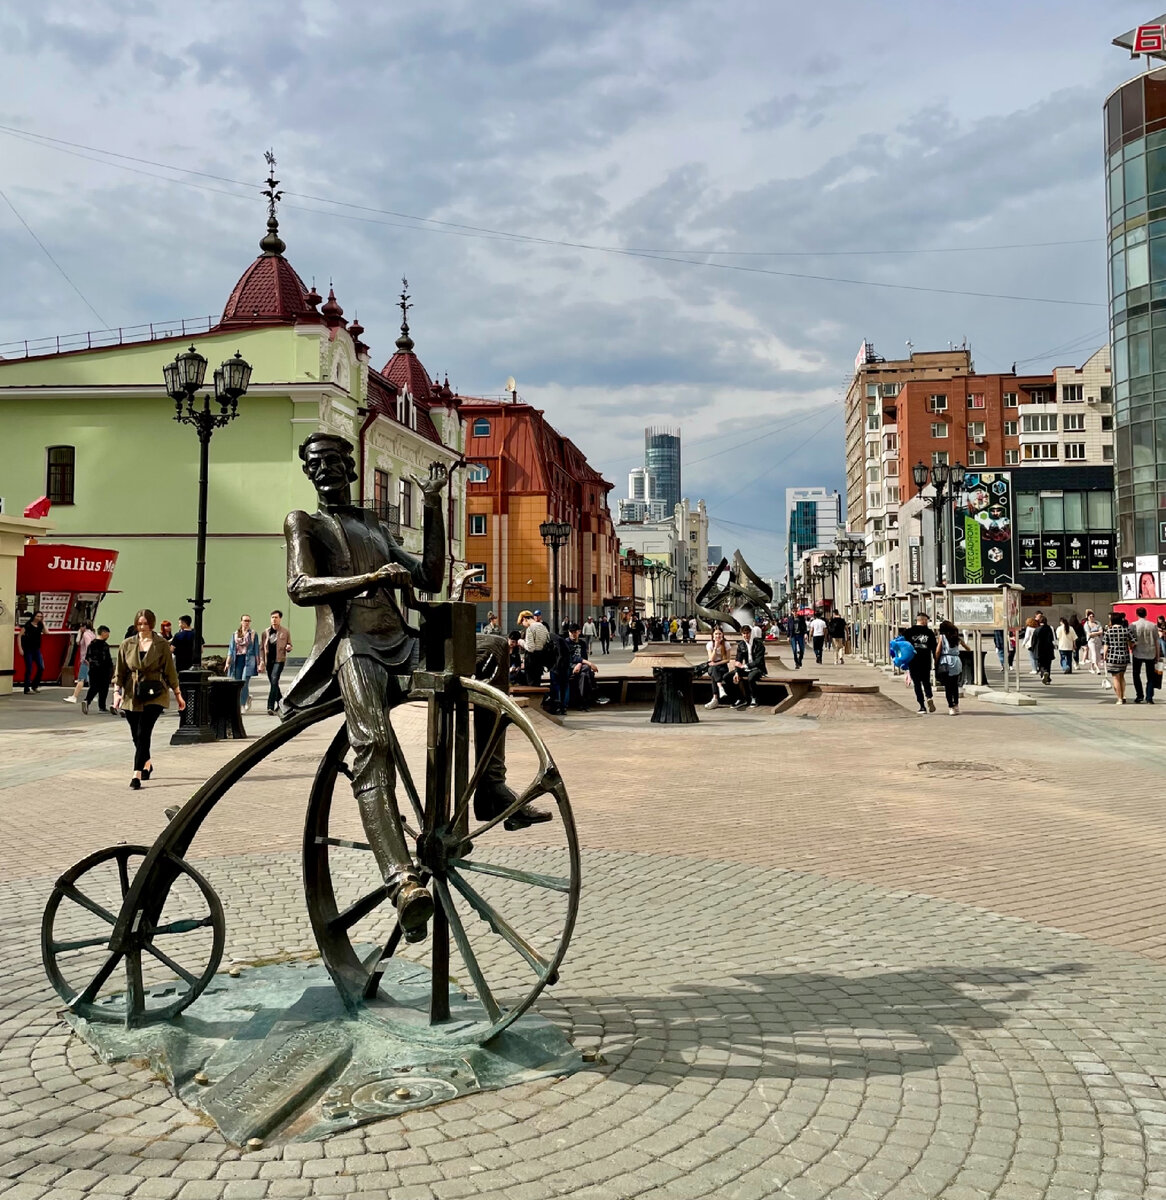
[64,957,581,1146]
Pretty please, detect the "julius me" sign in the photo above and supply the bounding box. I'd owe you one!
[17,543,119,594]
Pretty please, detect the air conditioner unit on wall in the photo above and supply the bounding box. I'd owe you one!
[972,435,984,444]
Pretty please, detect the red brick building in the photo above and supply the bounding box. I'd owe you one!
[894,371,1055,481]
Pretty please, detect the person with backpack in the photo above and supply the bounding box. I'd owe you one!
[935,620,967,715]
[905,614,938,713]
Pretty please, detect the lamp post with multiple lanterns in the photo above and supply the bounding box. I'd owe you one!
[539,518,572,632]
[911,459,967,588]
[834,533,868,606]
[163,344,252,744]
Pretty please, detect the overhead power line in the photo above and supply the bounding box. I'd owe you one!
[0,187,109,327]
[0,122,1105,309]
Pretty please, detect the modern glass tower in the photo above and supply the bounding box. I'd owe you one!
[644,427,681,514]
[1104,66,1166,559]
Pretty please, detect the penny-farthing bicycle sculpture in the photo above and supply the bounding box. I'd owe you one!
[42,600,580,1047]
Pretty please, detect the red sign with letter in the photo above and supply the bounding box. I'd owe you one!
[17,544,118,595]
[1135,23,1166,52]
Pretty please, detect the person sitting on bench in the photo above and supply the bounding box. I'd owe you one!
[731,623,767,710]
[564,623,599,710]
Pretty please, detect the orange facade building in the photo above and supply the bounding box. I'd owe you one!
[460,398,617,629]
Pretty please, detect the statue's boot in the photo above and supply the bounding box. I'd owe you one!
[473,701,552,830]
[387,869,434,943]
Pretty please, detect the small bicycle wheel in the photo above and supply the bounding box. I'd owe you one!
[304,677,579,1045]
[42,843,226,1025]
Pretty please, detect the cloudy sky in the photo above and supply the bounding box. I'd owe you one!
[0,0,1148,577]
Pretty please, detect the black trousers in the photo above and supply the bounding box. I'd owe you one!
[939,668,960,709]
[125,706,163,772]
[600,633,610,654]
[909,661,933,707]
[735,667,764,703]
[266,660,285,711]
[709,662,732,695]
[86,671,112,710]
[812,635,824,663]
[1133,657,1157,701]
[524,650,544,685]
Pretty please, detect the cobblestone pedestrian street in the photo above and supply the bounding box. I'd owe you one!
[4,653,1166,1199]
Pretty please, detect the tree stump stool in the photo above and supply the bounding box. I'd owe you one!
[632,647,699,724]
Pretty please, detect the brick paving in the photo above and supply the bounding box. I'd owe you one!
[2,650,1166,1198]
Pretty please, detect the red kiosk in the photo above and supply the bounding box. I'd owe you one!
[14,544,119,686]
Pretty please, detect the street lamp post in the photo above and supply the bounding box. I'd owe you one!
[539,518,572,632]
[164,344,252,745]
[835,534,867,606]
[912,460,965,588]
[821,552,840,610]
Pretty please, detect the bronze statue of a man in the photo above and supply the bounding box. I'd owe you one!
[282,432,545,944]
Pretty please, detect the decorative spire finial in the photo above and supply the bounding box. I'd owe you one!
[395,276,415,351]
[259,148,286,256]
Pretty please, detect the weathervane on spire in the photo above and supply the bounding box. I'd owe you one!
[395,277,415,352]
[259,148,286,256]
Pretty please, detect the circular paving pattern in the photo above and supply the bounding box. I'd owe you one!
[4,847,1166,1198]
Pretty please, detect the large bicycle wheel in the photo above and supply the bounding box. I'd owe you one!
[303,677,579,1045]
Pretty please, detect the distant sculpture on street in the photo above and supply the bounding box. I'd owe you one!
[695,551,776,632]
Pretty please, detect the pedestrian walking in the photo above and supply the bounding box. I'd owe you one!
[1104,612,1135,704]
[1131,606,1161,704]
[582,615,598,641]
[1083,610,1104,677]
[20,611,45,693]
[935,620,967,715]
[82,626,114,713]
[1022,617,1038,675]
[809,612,827,664]
[159,619,173,643]
[227,614,263,712]
[789,612,807,669]
[620,614,630,648]
[170,615,203,673]
[262,610,293,714]
[1032,614,1055,684]
[113,608,183,789]
[64,622,96,704]
[829,613,847,664]
[599,615,612,655]
[1056,618,1076,674]
[905,613,938,713]
[631,614,644,652]
[704,627,733,709]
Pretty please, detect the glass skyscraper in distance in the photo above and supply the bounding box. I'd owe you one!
[644,427,681,514]
[1104,65,1166,559]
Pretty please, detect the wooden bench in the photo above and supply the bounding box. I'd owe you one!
[510,671,818,713]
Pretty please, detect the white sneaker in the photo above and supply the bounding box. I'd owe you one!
[63,695,76,703]
[704,697,720,710]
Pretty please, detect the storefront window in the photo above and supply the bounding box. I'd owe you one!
[1041,495,1065,532]
[1016,493,1039,533]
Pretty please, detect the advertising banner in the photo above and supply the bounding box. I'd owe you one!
[908,543,923,585]
[953,472,1013,585]
[1041,534,1065,572]
[1018,536,1039,572]
[1088,534,1116,572]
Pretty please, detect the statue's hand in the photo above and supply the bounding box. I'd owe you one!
[411,461,448,504]
[370,562,411,587]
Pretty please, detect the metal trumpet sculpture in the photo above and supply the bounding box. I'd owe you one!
[41,432,581,1145]
[694,551,777,630]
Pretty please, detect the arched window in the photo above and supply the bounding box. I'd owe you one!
[472,418,491,437]
[467,462,490,482]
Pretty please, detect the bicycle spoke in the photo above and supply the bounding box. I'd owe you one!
[389,732,425,829]
[465,777,552,842]
[116,851,132,899]
[71,950,123,1007]
[142,941,198,987]
[60,884,119,927]
[152,915,215,936]
[447,870,551,978]
[453,859,570,893]
[329,884,392,933]
[52,934,113,953]
[450,709,506,831]
[432,878,502,1024]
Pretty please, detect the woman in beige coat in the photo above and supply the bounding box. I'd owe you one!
[114,608,184,789]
